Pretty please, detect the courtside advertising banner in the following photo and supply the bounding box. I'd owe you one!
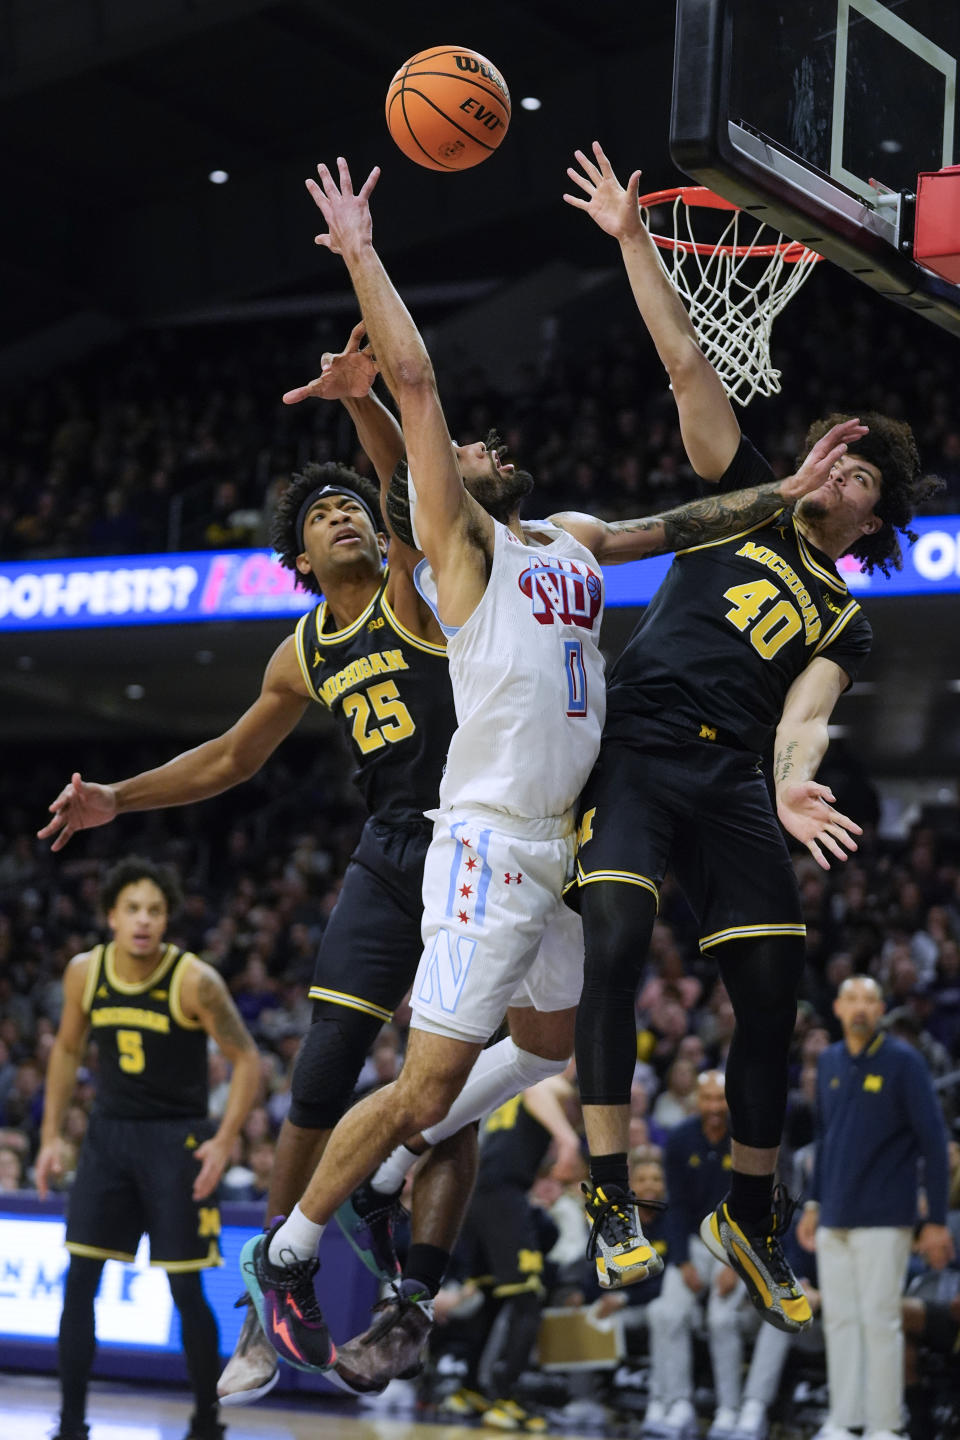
[0,516,959,631]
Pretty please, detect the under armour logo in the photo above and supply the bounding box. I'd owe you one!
[504,872,523,884]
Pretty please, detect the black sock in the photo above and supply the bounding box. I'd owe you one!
[728,1171,775,1228]
[589,1152,629,1194]
[403,1242,449,1298]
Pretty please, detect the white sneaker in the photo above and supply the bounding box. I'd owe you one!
[664,1399,699,1438]
[707,1406,739,1438]
[732,1399,768,1439]
[812,1425,857,1440]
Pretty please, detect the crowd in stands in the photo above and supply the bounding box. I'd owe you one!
[2,267,960,1435]
[2,261,960,567]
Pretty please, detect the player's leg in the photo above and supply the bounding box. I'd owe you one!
[242,1026,483,1371]
[56,1255,105,1440]
[58,1115,141,1440]
[334,1122,481,1393]
[682,753,811,1335]
[142,1117,226,1430]
[168,1271,223,1440]
[572,740,674,1289]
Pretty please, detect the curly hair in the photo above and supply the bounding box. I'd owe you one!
[271,462,384,595]
[799,413,944,577]
[101,856,183,916]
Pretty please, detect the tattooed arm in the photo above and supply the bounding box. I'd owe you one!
[773,658,862,872]
[552,417,868,564]
[183,959,261,1199]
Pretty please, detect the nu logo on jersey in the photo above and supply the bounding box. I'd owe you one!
[518,555,602,628]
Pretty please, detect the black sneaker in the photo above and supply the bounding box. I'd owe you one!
[334,1278,434,1394]
[334,1177,404,1283]
[51,1425,89,1440]
[239,1216,336,1371]
[582,1181,666,1289]
[700,1184,812,1334]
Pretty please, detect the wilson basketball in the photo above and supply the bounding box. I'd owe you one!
[386,46,511,172]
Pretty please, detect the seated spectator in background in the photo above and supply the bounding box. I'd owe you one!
[354,1023,403,1098]
[651,1058,700,1132]
[797,974,953,1440]
[0,1143,24,1192]
[222,1139,275,1204]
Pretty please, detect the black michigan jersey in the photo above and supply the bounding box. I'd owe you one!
[82,942,208,1120]
[294,571,456,826]
[605,435,872,755]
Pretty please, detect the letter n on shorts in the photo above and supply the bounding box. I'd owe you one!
[416,931,477,1014]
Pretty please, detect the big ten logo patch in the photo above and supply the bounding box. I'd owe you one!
[518,555,601,628]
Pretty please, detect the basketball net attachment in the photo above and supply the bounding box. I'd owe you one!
[639,186,821,407]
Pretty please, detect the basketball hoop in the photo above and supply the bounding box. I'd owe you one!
[638,186,821,407]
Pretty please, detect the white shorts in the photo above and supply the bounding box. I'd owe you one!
[410,811,584,1042]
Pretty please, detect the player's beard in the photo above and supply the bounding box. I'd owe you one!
[795,492,830,523]
[466,467,535,524]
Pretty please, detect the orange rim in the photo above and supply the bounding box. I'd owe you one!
[638,186,819,262]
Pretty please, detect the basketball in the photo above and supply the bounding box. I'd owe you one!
[386,46,511,172]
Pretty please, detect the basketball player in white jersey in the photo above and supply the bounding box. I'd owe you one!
[240,156,870,1392]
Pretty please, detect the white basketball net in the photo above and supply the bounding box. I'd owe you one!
[644,193,821,407]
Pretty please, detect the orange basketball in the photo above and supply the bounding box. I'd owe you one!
[386,46,511,172]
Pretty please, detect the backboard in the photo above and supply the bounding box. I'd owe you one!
[671,0,960,333]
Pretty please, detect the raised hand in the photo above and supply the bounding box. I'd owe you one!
[38,772,118,852]
[780,418,870,502]
[563,141,645,243]
[777,780,861,871]
[282,320,378,405]
[306,157,380,260]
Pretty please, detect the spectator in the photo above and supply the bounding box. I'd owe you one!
[797,974,954,1440]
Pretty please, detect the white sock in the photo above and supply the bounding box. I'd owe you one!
[369,1040,568,1194]
[371,1144,421,1196]
[422,1036,567,1144]
[267,1203,324,1265]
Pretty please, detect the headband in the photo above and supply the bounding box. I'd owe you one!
[295,484,379,552]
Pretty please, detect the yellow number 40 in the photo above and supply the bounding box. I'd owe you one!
[723,581,801,660]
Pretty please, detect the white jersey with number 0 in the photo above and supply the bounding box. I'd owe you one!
[414,518,605,824]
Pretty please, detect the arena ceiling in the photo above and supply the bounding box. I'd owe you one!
[0,0,678,370]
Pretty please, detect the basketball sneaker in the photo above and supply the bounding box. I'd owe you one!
[440,1386,489,1417]
[333,1278,433,1394]
[217,1293,280,1404]
[699,1186,812,1334]
[239,1217,336,1371]
[334,1176,404,1282]
[51,1426,89,1440]
[482,1397,549,1432]
[582,1181,665,1289]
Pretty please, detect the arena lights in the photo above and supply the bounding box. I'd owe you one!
[208,169,229,184]
[520,97,542,111]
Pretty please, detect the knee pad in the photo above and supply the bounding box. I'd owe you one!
[288,1006,384,1129]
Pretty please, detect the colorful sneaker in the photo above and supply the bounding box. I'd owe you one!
[440,1386,489,1417]
[335,1177,404,1282]
[217,1293,280,1405]
[240,1217,336,1371]
[482,1397,549,1432]
[333,1278,433,1394]
[582,1181,665,1290]
[699,1186,812,1334]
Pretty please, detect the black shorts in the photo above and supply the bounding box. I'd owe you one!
[65,1112,222,1270]
[574,719,804,953]
[307,815,431,1024]
[463,1184,544,1295]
